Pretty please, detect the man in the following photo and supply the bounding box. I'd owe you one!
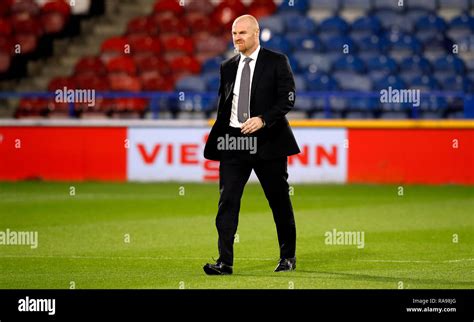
[203,15,300,275]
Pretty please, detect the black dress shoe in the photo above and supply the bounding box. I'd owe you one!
[203,262,233,275]
[274,257,296,272]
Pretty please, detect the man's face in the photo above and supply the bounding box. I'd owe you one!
[232,20,258,55]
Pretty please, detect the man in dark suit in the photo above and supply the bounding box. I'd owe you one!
[203,15,300,275]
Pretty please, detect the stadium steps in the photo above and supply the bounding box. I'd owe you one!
[16,0,154,92]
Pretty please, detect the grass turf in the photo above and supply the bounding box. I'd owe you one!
[0,182,472,289]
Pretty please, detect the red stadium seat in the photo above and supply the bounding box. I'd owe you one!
[150,14,188,35]
[74,56,107,76]
[101,37,129,55]
[126,16,156,35]
[11,0,40,17]
[73,73,110,91]
[141,75,175,91]
[170,55,201,80]
[248,0,276,19]
[109,74,141,91]
[153,0,184,17]
[13,33,37,54]
[16,98,50,117]
[0,49,11,73]
[0,19,13,36]
[212,0,246,29]
[161,35,194,56]
[185,0,214,15]
[11,15,42,36]
[48,76,75,91]
[40,0,71,34]
[127,35,162,56]
[106,56,137,75]
[0,0,14,17]
[134,55,171,77]
[114,98,147,113]
[185,13,221,35]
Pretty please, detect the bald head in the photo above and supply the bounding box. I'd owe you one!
[232,15,260,56]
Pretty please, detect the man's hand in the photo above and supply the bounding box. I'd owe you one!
[241,117,264,135]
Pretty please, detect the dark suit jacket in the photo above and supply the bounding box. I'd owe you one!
[204,47,300,161]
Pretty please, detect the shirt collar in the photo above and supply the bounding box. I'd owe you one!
[240,45,261,63]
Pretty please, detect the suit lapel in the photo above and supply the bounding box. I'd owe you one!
[250,48,267,102]
[224,55,240,103]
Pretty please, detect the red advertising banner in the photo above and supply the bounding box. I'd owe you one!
[0,127,127,181]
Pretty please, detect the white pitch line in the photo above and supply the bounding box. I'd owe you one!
[0,255,473,264]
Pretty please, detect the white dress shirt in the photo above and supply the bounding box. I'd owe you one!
[229,45,261,128]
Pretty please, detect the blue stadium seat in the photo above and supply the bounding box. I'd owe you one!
[322,35,355,53]
[259,15,286,34]
[415,15,447,32]
[287,34,324,52]
[175,76,207,92]
[441,75,474,92]
[318,16,349,36]
[351,16,382,38]
[341,0,372,10]
[334,73,372,91]
[332,55,365,73]
[365,55,398,79]
[447,14,474,40]
[278,0,309,14]
[433,55,466,73]
[304,72,339,91]
[406,0,438,11]
[294,52,332,73]
[260,34,291,54]
[439,0,469,10]
[204,73,220,92]
[201,56,223,74]
[400,55,432,73]
[355,35,389,56]
[373,0,404,11]
[410,75,440,90]
[373,75,406,90]
[372,10,411,32]
[387,33,422,59]
[282,13,316,34]
[309,0,340,11]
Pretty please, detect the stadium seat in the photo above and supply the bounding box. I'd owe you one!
[134,55,171,78]
[406,0,437,11]
[106,56,137,75]
[365,55,398,79]
[318,16,349,37]
[279,0,309,14]
[332,55,365,73]
[201,56,223,74]
[248,0,277,19]
[109,74,141,91]
[126,35,161,57]
[282,13,316,34]
[440,75,473,92]
[74,56,107,76]
[259,15,285,34]
[170,55,201,78]
[410,75,440,90]
[287,34,324,53]
[260,34,291,53]
[126,16,156,35]
[185,0,214,15]
[293,52,332,73]
[447,14,474,40]
[161,36,194,57]
[48,76,75,91]
[305,72,339,91]
[175,75,207,92]
[101,37,129,59]
[153,0,184,17]
[150,14,188,35]
[141,75,174,91]
[212,0,246,29]
[40,0,71,34]
[350,16,382,40]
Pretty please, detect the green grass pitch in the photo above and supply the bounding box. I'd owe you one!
[0,182,472,289]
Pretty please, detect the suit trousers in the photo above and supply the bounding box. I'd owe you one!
[216,126,296,266]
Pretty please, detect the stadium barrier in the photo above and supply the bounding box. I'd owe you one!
[0,119,472,184]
